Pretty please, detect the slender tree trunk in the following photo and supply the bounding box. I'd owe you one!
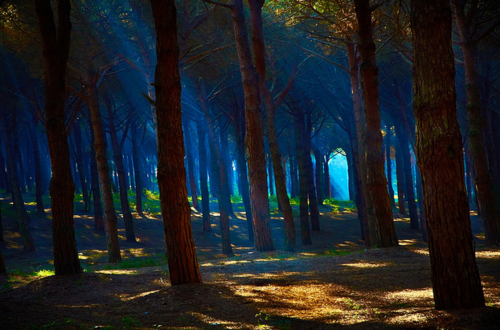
[73,117,89,212]
[13,131,26,194]
[325,154,331,199]
[130,121,143,216]
[183,118,199,211]
[396,126,419,229]
[354,0,398,248]
[151,0,202,284]
[231,0,274,251]
[395,144,406,215]
[385,126,396,208]
[105,101,136,242]
[197,118,211,232]
[313,147,324,205]
[290,153,299,198]
[0,146,8,192]
[87,115,104,230]
[0,249,5,274]
[411,0,484,309]
[30,113,45,212]
[87,79,121,263]
[303,115,320,231]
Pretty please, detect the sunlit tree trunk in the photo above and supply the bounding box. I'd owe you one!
[150,0,202,284]
[354,0,397,248]
[231,0,274,251]
[35,0,82,274]
[411,0,484,309]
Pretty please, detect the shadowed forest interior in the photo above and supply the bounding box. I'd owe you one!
[1,0,500,329]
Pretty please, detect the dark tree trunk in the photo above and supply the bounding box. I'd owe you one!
[354,0,398,248]
[233,105,253,241]
[415,167,428,242]
[385,126,396,208]
[29,113,45,213]
[395,144,406,215]
[183,118,199,211]
[290,153,299,198]
[303,114,320,231]
[396,126,419,229]
[88,115,104,230]
[150,0,202,284]
[130,121,143,216]
[13,131,26,194]
[196,118,211,232]
[218,120,235,217]
[267,153,274,196]
[411,0,484,309]
[231,0,274,251]
[87,79,121,263]
[105,100,136,242]
[325,154,332,200]
[313,147,324,205]
[0,249,5,274]
[128,154,135,192]
[73,117,89,212]
[452,1,500,246]
[0,147,9,193]
[292,106,312,245]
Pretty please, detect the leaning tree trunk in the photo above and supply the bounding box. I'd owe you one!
[150,0,202,285]
[354,0,398,248]
[35,0,82,274]
[411,0,484,309]
[105,101,136,242]
[231,0,274,251]
[87,80,121,263]
[196,118,211,232]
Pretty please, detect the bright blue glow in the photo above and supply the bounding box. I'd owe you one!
[329,154,349,201]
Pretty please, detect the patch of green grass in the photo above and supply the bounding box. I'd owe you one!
[346,298,361,310]
[230,195,243,203]
[120,316,140,329]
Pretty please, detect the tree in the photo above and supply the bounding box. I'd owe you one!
[150,0,202,285]
[411,0,485,309]
[35,0,82,274]
[354,0,398,248]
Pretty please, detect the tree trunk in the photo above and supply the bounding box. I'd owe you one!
[87,115,104,230]
[105,100,136,242]
[197,118,212,232]
[87,79,121,263]
[395,144,406,215]
[411,0,484,309]
[35,1,83,275]
[313,147,324,205]
[325,154,332,200]
[303,114,320,231]
[0,249,5,274]
[29,113,45,213]
[13,130,26,194]
[415,167,428,242]
[396,126,419,229]
[231,0,274,251]
[292,106,312,245]
[385,126,396,208]
[151,0,202,285]
[354,0,398,248]
[0,146,9,193]
[130,121,143,216]
[290,153,299,198]
[183,118,199,211]
[73,117,89,212]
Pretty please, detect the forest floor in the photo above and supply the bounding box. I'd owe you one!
[1,194,500,329]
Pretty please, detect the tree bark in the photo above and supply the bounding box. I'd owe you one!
[354,0,398,248]
[150,0,202,284]
[411,0,484,309]
[29,113,45,213]
[313,147,324,205]
[87,114,104,230]
[385,126,396,208]
[395,143,406,215]
[130,121,143,216]
[230,0,274,251]
[0,249,5,274]
[35,2,84,272]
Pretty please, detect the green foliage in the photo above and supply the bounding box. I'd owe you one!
[120,316,140,329]
[230,195,243,203]
[346,299,361,310]
[143,189,159,200]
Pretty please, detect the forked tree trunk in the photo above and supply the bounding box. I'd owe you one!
[87,80,121,263]
[150,0,202,285]
[231,0,274,251]
[196,118,211,232]
[411,0,484,309]
[35,0,82,274]
[354,0,398,248]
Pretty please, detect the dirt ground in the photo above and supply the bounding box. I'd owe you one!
[1,196,500,329]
